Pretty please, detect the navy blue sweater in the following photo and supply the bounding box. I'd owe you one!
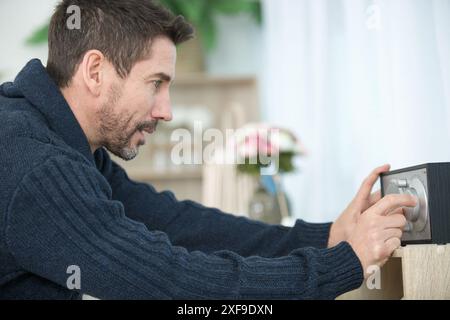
[0,59,363,299]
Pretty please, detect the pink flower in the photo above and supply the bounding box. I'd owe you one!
[234,123,305,160]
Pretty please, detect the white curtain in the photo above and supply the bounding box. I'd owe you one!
[262,0,450,222]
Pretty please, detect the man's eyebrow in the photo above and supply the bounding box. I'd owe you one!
[145,72,172,83]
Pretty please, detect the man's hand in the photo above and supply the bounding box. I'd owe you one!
[328,164,391,248]
[347,194,416,277]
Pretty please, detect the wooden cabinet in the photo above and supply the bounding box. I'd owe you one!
[338,244,450,299]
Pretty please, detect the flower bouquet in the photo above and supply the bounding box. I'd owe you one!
[233,123,306,224]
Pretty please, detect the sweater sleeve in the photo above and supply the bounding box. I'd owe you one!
[5,156,363,299]
[96,149,333,257]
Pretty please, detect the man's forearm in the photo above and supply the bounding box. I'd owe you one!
[98,149,333,257]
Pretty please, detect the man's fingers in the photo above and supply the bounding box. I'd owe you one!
[357,164,390,200]
[381,228,403,242]
[383,213,407,229]
[369,190,382,206]
[386,207,404,216]
[385,237,402,255]
[372,194,417,216]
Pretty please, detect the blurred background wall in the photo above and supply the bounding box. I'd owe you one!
[1,0,449,224]
[261,0,450,221]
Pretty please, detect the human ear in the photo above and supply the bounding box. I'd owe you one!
[80,50,105,96]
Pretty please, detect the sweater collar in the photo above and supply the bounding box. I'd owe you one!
[14,59,95,164]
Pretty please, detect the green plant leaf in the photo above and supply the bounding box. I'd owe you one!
[237,151,298,175]
[26,23,49,46]
[159,0,214,50]
[212,0,251,15]
[174,0,208,25]
[158,0,261,51]
[197,13,217,51]
[248,1,262,24]
[278,152,296,173]
[237,163,261,175]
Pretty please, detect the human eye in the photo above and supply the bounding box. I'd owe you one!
[153,80,163,90]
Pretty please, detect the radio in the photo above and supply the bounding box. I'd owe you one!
[380,163,450,245]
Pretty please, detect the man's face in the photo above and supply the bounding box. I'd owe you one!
[98,36,176,160]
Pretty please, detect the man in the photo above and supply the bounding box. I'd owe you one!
[0,0,416,299]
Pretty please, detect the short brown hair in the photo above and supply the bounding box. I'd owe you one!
[47,0,194,88]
